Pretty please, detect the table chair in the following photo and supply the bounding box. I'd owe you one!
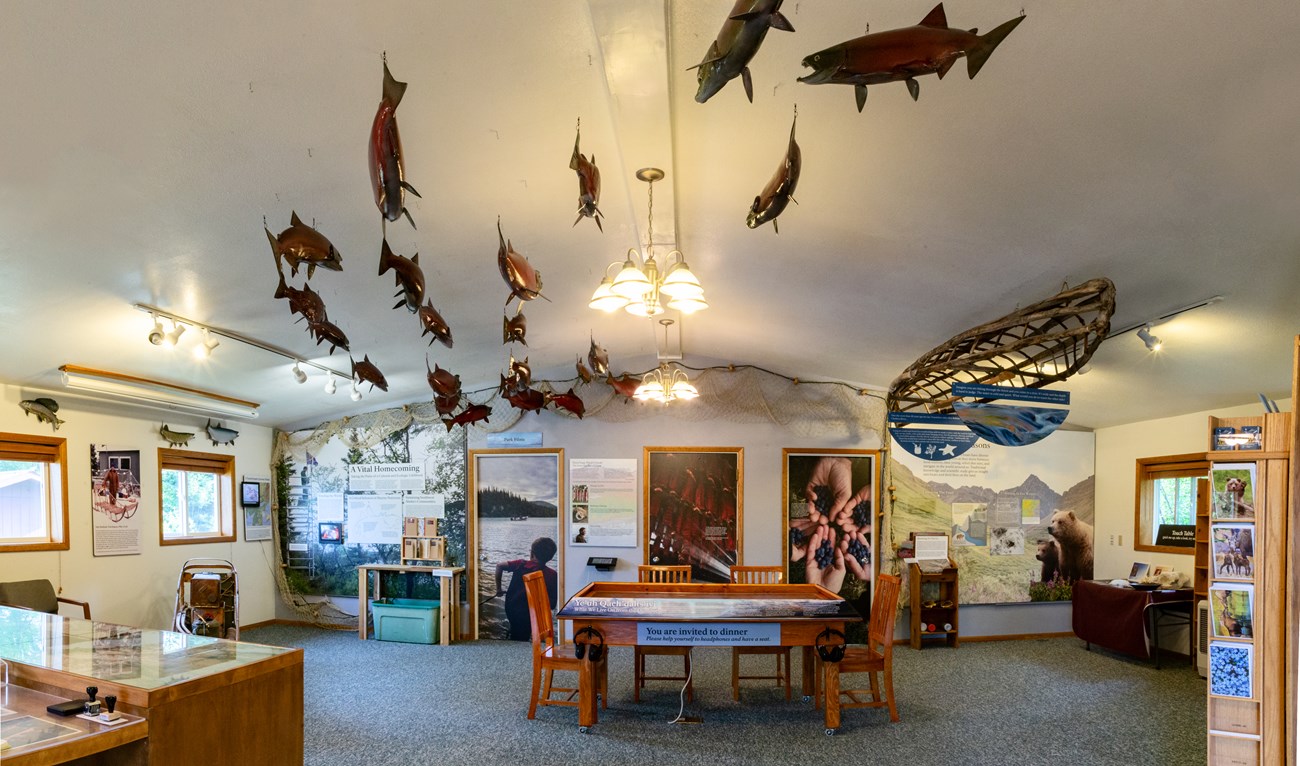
[634,565,694,702]
[524,570,606,722]
[820,572,902,728]
[729,565,792,700]
[0,579,91,619]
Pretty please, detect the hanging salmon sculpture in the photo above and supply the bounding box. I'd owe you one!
[746,108,801,233]
[547,388,586,419]
[503,308,527,346]
[587,336,610,377]
[569,119,603,231]
[351,355,389,392]
[307,317,350,355]
[426,357,462,399]
[274,262,328,326]
[691,0,795,103]
[606,372,641,400]
[798,3,1025,112]
[378,238,425,312]
[575,357,594,384]
[419,300,453,348]
[265,212,342,279]
[369,56,421,229]
[497,218,547,306]
[443,403,492,431]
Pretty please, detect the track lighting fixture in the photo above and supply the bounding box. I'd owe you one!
[148,314,165,346]
[324,377,337,395]
[162,320,186,348]
[292,362,308,384]
[1136,324,1162,352]
[194,329,220,359]
[350,381,363,402]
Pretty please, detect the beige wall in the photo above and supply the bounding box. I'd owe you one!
[0,384,277,629]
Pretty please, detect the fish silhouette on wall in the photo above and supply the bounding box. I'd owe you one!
[691,0,795,103]
[265,212,343,278]
[497,218,546,306]
[570,120,603,231]
[368,57,421,229]
[746,109,801,233]
[798,3,1025,111]
[159,424,196,447]
[19,398,64,431]
[378,239,425,313]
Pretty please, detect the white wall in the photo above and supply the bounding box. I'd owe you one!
[0,384,278,629]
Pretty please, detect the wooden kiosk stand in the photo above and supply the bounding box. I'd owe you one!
[908,532,959,649]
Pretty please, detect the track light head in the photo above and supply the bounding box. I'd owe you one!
[1136,324,1163,352]
[162,321,186,348]
[324,377,337,395]
[148,315,165,346]
[350,381,363,402]
[292,363,308,384]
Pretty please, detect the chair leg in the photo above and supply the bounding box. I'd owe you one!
[868,668,881,703]
[884,665,899,723]
[528,663,542,719]
[543,668,555,702]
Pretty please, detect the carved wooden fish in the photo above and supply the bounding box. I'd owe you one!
[691,0,794,103]
[507,386,547,413]
[747,112,800,233]
[265,212,343,279]
[418,300,453,348]
[570,123,603,231]
[426,358,461,398]
[497,218,546,306]
[576,357,593,384]
[434,393,460,416]
[606,372,641,399]
[352,354,389,392]
[502,309,527,346]
[443,404,491,431]
[368,60,421,228]
[587,336,610,377]
[19,398,63,431]
[379,238,425,313]
[307,318,350,354]
[159,424,196,447]
[274,266,328,325]
[798,3,1025,112]
[547,388,585,419]
[205,419,239,446]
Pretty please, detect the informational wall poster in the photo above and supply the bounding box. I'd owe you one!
[645,448,741,584]
[404,493,445,518]
[242,477,273,541]
[90,445,142,557]
[568,458,637,547]
[347,463,424,492]
[346,494,404,545]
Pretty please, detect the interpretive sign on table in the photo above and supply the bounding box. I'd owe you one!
[637,621,779,646]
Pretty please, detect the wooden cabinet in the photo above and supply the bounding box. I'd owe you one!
[401,516,446,564]
[909,559,959,649]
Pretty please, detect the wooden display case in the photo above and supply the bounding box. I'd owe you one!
[909,557,959,650]
[401,516,446,564]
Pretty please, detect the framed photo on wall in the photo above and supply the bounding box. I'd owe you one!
[644,447,742,584]
[469,449,564,641]
[241,477,273,541]
[783,449,878,640]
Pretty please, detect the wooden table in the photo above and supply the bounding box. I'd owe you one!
[0,684,147,765]
[356,563,464,645]
[557,581,860,733]
[1072,580,1194,661]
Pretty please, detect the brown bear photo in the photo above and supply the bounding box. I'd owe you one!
[1047,510,1093,582]
[1036,538,1061,583]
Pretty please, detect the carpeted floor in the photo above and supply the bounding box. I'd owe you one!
[246,625,1206,766]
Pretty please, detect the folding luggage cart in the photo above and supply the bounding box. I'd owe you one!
[173,558,240,640]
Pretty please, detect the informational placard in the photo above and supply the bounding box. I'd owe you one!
[242,476,273,541]
[90,445,142,557]
[487,432,542,448]
[1155,524,1196,548]
[345,494,403,545]
[890,427,979,461]
[404,493,445,518]
[569,458,637,547]
[348,463,424,492]
[637,622,779,646]
[316,492,345,520]
[951,382,1071,405]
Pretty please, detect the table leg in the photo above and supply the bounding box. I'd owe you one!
[438,575,450,647]
[800,646,816,699]
[578,654,598,731]
[358,568,368,640]
[822,659,841,733]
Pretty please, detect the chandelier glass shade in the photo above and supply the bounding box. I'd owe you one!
[634,364,699,403]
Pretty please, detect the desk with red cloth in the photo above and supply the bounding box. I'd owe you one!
[1071,579,1193,660]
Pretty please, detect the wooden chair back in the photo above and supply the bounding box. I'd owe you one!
[638,565,692,584]
[523,570,556,656]
[729,565,784,585]
[868,573,902,658]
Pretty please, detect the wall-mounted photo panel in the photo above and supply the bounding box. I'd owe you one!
[1208,640,1253,699]
[644,447,742,583]
[1210,582,1254,640]
[1211,523,1255,581]
[469,449,563,641]
[568,457,637,547]
[1210,463,1257,520]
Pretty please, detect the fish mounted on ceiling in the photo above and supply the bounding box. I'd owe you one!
[575,357,594,384]
[570,118,603,231]
[606,372,641,400]
[379,238,425,312]
[159,424,196,447]
[205,419,239,446]
[797,3,1026,112]
[19,398,64,431]
[426,356,462,399]
[496,218,547,306]
[502,308,526,346]
[746,107,801,233]
[587,336,609,377]
[307,317,350,355]
[506,386,547,413]
[691,0,795,103]
[443,403,491,431]
[419,300,453,348]
[265,212,343,278]
[547,388,585,419]
[274,262,328,326]
[433,393,460,416]
[351,355,389,392]
[368,54,421,229]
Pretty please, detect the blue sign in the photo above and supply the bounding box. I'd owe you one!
[951,382,1070,405]
[887,411,964,425]
[486,432,542,448]
[889,427,979,461]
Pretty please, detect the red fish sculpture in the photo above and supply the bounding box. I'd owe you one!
[548,388,585,419]
[426,357,461,398]
[274,265,328,325]
[443,404,491,431]
[433,393,460,416]
[798,3,1025,112]
[502,309,526,346]
[587,336,610,377]
[369,59,421,229]
[418,300,453,348]
[307,318,350,354]
[747,111,800,232]
[691,0,794,103]
[570,121,603,231]
[265,212,343,278]
[379,239,425,313]
[575,357,593,384]
[606,372,641,399]
[352,355,388,392]
[497,219,546,306]
[507,386,547,413]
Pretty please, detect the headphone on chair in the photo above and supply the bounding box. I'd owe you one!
[815,628,846,663]
[573,627,605,662]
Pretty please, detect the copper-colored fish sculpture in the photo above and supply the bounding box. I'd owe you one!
[426,357,461,398]
[274,267,328,325]
[507,386,547,413]
[307,318,350,354]
[368,59,421,229]
[351,354,388,392]
[576,357,593,384]
[570,121,603,231]
[548,388,585,419]
[265,212,343,278]
[379,239,425,313]
[497,218,546,306]
[691,0,794,103]
[747,111,801,233]
[443,403,491,431]
[418,300,453,348]
[798,3,1025,112]
[606,372,641,399]
[502,309,527,346]
[587,336,610,377]
[434,393,460,416]
[509,355,532,389]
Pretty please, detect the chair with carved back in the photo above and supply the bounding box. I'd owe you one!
[729,565,792,700]
[820,572,902,728]
[523,570,606,721]
[633,565,694,702]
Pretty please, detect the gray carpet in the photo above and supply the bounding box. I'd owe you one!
[246,625,1206,766]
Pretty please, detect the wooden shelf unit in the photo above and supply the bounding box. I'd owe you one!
[401,516,446,564]
[909,559,959,649]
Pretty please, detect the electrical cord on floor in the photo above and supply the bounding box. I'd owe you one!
[668,648,701,724]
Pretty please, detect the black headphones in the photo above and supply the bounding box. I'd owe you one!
[815,628,846,663]
[573,627,605,662]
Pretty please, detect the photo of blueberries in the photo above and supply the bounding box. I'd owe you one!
[1209,641,1253,699]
